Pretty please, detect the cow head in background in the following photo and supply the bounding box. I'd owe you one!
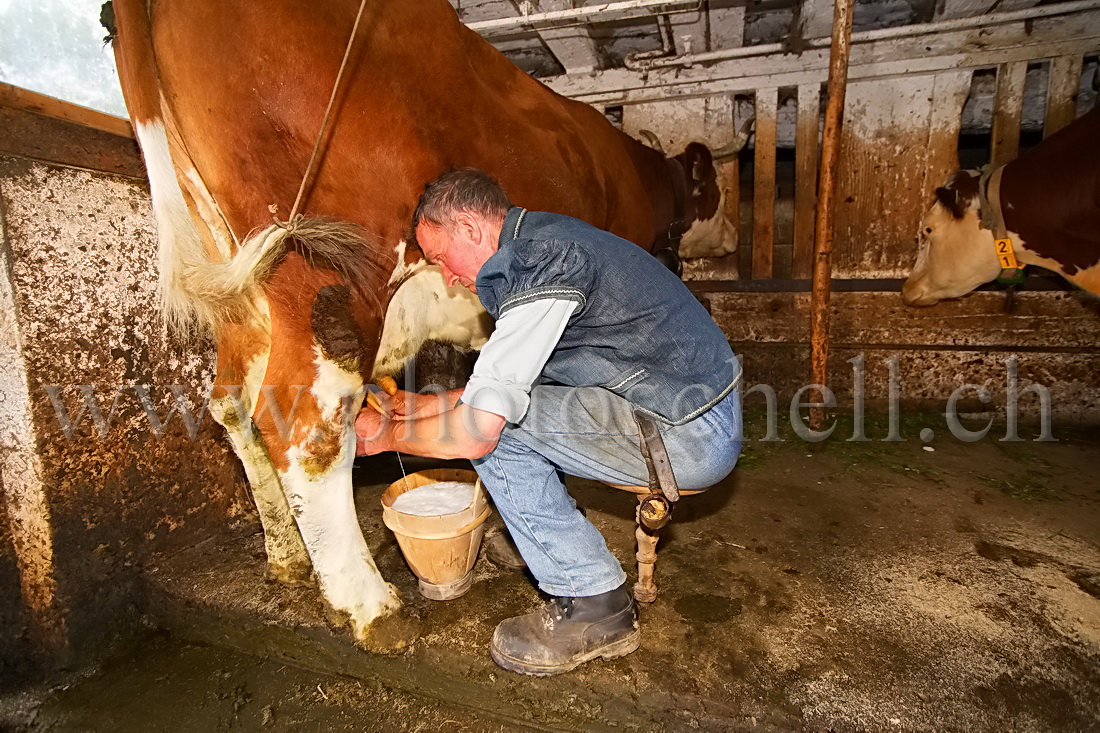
[675,142,738,259]
[638,118,753,261]
[901,170,1002,307]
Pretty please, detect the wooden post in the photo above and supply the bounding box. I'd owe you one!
[752,87,778,279]
[793,84,821,279]
[1045,54,1083,138]
[808,0,855,432]
[991,61,1027,167]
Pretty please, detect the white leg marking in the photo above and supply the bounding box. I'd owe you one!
[210,394,312,580]
[374,266,493,377]
[281,444,401,637]
[312,347,365,423]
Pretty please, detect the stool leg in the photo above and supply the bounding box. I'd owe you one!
[634,498,659,603]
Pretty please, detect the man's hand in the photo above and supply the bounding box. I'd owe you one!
[353,396,506,460]
[355,407,390,456]
[385,389,461,422]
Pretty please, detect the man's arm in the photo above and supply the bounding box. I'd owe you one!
[356,401,505,460]
[355,298,577,459]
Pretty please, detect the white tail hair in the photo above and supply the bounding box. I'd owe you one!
[163,217,386,333]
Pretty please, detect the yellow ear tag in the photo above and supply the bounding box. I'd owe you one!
[995,238,1019,269]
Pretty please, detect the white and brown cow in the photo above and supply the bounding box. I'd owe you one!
[106,0,746,649]
[902,105,1100,306]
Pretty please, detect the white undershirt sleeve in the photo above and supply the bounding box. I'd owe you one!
[461,298,578,423]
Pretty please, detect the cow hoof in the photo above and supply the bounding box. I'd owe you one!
[266,561,316,588]
[354,607,422,655]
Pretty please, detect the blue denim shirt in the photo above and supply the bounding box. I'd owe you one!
[475,207,741,425]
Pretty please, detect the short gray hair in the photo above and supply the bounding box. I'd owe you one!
[412,168,511,231]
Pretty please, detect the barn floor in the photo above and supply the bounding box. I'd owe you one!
[7,411,1100,732]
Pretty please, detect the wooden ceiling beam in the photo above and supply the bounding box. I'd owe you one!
[543,11,1100,105]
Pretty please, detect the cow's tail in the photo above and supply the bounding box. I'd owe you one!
[168,218,386,332]
[109,0,387,335]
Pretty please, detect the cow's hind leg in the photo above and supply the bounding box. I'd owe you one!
[210,328,313,586]
[254,283,417,650]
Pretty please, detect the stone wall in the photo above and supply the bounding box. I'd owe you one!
[0,107,243,672]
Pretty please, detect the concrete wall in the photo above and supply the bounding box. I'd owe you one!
[699,289,1100,427]
[0,107,243,672]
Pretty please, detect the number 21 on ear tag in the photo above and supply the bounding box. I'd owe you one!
[995,238,1018,269]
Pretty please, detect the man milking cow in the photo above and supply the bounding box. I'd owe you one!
[355,169,742,676]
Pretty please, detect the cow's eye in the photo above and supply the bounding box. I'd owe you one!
[924,227,933,235]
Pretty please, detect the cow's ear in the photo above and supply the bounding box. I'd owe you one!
[683,144,714,197]
[935,186,966,219]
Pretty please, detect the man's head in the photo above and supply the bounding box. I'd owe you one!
[413,169,511,292]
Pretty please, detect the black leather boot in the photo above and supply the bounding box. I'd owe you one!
[490,583,639,676]
[483,525,528,570]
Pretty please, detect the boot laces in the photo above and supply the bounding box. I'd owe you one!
[545,597,575,628]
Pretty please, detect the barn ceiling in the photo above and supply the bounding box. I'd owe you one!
[449,0,1033,79]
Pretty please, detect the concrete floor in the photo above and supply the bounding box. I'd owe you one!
[6,411,1099,732]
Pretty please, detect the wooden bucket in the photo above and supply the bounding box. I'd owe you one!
[380,468,490,601]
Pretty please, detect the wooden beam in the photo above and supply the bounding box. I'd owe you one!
[752,87,778,279]
[543,11,1100,105]
[0,82,132,139]
[991,61,1026,166]
[1045,54,1084,137]
[793,83,820,279]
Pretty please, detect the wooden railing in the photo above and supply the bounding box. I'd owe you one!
[0,82,132,139]
[550,3,1099,285]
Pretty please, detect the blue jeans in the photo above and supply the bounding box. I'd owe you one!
[472,386,741,598]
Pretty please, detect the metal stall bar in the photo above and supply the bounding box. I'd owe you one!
[808,0,856,432]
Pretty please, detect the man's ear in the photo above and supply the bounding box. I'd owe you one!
[451,211,479,242]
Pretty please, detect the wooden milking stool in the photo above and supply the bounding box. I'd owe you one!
[604,410,703,603]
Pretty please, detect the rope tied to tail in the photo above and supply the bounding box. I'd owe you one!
[269,204,307,236]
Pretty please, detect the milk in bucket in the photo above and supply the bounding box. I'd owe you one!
[381,470,490,600]
[391,481,476,516]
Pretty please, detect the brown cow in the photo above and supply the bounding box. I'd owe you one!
[106,0,745,648]
[902,105,1100,306]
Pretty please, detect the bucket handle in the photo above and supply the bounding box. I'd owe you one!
[384,507,492,541]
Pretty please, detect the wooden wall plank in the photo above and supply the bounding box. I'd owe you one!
[752,87,778,279]
[833,72,971,279]
[0,82,132,139]
[991,61,1027,167]
[708,290,1100,349]
[793,84,820,279]
[1045,54,1084,138]
[0,108,145,180]
[920,71,971,211]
